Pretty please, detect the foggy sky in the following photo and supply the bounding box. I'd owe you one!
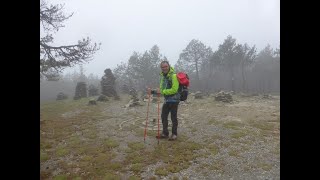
[48,0,280,78]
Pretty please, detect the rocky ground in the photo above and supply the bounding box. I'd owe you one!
[40,93,280,180]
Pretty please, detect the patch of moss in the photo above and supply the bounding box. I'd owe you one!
[93,152,116,165]
[40,151,49,162]
[104,139,119,149]
[167,164,182,173]
[190,127,197,132]
[56,147,69,157]
[85,130,97,139]
[105,162,122,171]
[248,121,275,131]
[128,176,141,180]
[81,155,93,161]
[53,175,68,180]
[155,166,168,176]
[207,118,217,125]
[258,162,272,171]
[208,144,219,156]
[125,152,145,164]
[103,172,121,180]
[228,149,240,157]
[41,141,53,149]
[69,136,82,148]
[128,142,145,151]
[171,176,179,180]
[130,163,143,172]
[209,161,225,173]
[223,121,244,130]
[231,131,247,139]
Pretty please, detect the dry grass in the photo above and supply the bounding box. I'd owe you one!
[41,95,280,179]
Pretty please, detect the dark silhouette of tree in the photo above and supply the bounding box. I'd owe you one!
[200,51,220,91]
[40,0,100,80]
[251,44,279,93]
[178,39,212,82]
[123,45,165,90]
[239,43,257,92]
[215,35,243,92]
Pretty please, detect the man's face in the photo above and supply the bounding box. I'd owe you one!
[161,63,170,74]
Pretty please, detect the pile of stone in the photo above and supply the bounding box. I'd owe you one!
[129,88,140,102]
[88,85,99,97]
[74,82,87,100]
[100,68,119,99]
[262,94,273,99]
[121,84,130,94]
[129,88,138,98]
[56,92,68,100]
[142,95,152,102]
[97,94,109,102]
[125,97,143,108]
[88,99,97,105]
[214,91,233,103]
[152,96,159,103]
[194,91,203,99]
[239,93,251,97]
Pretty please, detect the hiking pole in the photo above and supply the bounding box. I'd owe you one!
[144,87,151,143]
[157,88,160,144]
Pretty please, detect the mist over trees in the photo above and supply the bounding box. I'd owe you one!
[175,39,213,89]
[112,36,279,94]
[40,0,100,81]
[113,45,167,92]
[40,35,279,103]
[40,66,101,103]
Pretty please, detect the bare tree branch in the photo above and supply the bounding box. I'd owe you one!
[40,0,100,81]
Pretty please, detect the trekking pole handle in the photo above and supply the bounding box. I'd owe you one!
[147,88,151,95]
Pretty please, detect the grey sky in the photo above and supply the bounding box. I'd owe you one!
[48,0,280,77]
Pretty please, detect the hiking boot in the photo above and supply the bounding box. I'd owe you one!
[156,133,169,139]
[168,134,177,141]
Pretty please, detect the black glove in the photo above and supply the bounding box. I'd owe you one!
[151,89,157,94]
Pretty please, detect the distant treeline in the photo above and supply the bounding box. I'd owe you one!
[113,35,279,94]
[40,35,279,103]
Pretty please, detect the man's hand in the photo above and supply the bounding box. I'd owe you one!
[147,88,159,95]
[151,89,157,94]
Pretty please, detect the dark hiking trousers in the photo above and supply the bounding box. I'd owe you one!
[161,102,179,136]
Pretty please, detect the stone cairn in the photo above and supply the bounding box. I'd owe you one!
[88,99,97,105]
[74,82,87,100]
[97,94,108,102]
[152,93,158,103]
[194,91,204,99]
[56,92,68,100]
[100,68,120,100]
[214,91,233,103]
[262,94,273,99]
[125,87,142,107]
[88,85,99,97]
[121,84,130,94]
[140,90,148,101]
[129,88,138,101]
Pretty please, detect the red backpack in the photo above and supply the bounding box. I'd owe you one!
[176,72,189,101]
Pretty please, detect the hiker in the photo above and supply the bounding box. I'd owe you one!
[149,60,180,141]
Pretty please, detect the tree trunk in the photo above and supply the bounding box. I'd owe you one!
[241,63,247,93]
[231,68,235,93]
[195,60,200,81]
[207,60,214,92]
[195,60,201,90]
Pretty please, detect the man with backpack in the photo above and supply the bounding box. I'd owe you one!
[149,60,182,141]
